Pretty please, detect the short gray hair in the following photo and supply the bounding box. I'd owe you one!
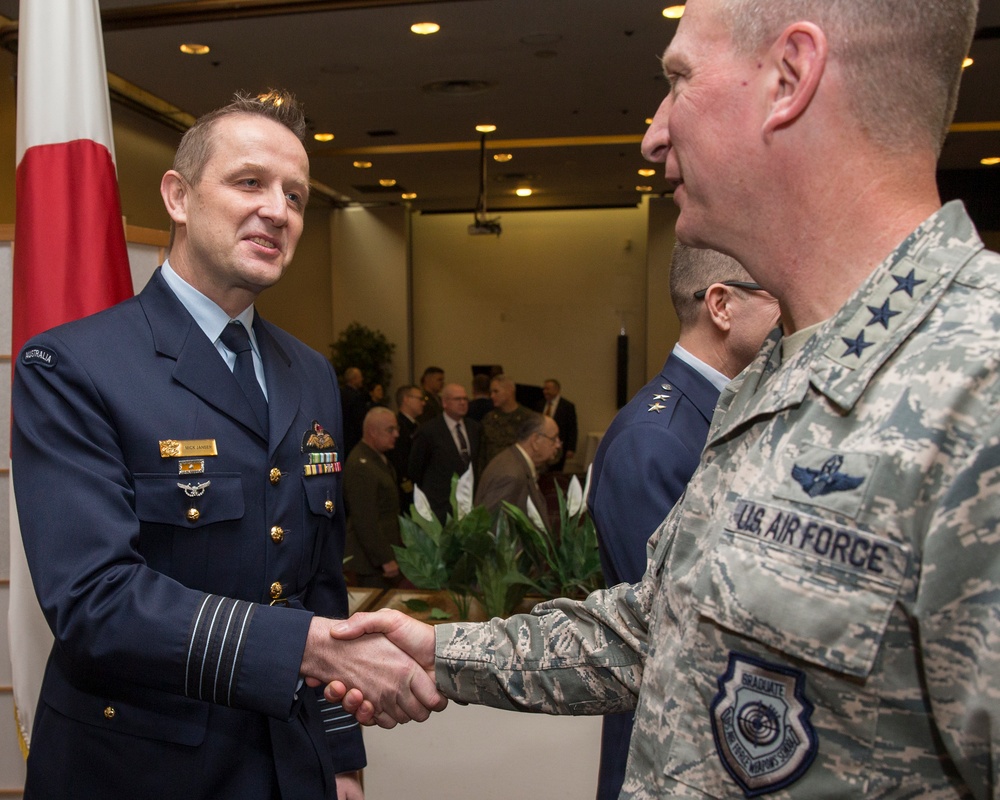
[669,244,755,329]
[516,412,547,443]
[715,0,978,154]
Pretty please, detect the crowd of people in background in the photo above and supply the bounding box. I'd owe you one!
[339,366,580,587]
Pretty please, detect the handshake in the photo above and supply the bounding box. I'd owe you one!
[301,609,448,728]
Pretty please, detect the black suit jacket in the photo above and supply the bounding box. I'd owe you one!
[388,412,420,509]
[538,396,578,471]
[408,414,481,522]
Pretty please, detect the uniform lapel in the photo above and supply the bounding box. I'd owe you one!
[140,270,266,438]
[254,317,302,454]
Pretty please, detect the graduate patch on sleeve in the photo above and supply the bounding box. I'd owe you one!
[21,346,57,368]
[711,652,817,797]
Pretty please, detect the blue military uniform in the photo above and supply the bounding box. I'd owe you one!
[13,269,364,799]
[588,350,721,800]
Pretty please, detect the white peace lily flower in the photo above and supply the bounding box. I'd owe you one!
[582,463,594,506]
[412,484,435,522]
[455,464,474,519]
[526,496,546,531]
[566,474,583,517]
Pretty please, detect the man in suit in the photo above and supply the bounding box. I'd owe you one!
[11,90,443,800]
[340,366,369,457]
[474,413,560,525]
[466,373,493,422]
[538,379,578,472]
[408,382,481,523]
[389,384,425,510]
[344,407,403,588]
[415,366,444,423]
[587,244,779,800]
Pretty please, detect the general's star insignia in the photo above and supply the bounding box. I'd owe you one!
[841,330,875,358]
[891,268,926,297]
[866,299,900,330]
[653,393,671,402]
[648,401,666,413]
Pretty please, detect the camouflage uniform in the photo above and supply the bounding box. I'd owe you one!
[436,202,1000,798]
[480,404,533,468]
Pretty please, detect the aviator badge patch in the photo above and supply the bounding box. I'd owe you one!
[711,652,817,797]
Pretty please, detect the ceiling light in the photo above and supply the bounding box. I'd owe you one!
[515,188,533,197]
[353,161,372,169]
[645,117,654,125]
[411,22,440,35]
[636,185,653,192]
[379,178,397,187]
[313,133,334,142]
[179,43,210,55]
[963,57,974,69]
[476,124,497,133]
[982,157,1000,166]
[493,153,513,163]
[662,5,685,19]
[401,192,418,200]
[638,168,656,177]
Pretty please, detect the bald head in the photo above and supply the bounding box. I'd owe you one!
[362,406,399,454]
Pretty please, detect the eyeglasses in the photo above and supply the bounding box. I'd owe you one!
[537,432,562,445]
[693,280,763,300]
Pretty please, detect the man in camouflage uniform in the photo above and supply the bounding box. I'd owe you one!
[329,0,998,795]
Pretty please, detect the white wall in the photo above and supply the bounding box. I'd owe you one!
[410,205,650,458]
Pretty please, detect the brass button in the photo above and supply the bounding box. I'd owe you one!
[269,468,282,486]
[270,582,283,599]
[270,526,284,544]
[324,500,334,513]
[186,508,200,522]
[103,706,116,720]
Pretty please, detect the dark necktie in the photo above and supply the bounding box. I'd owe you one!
[220,321,269,435]
[455,422,471,466]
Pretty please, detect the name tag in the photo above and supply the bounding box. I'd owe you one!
[160,439,219,458]
[728,498,906,581]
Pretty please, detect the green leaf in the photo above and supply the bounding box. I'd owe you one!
[403,598,431,612]
[429,607,452,620]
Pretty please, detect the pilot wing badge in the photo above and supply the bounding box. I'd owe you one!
[791,454,864,497]
[711,652,818,797]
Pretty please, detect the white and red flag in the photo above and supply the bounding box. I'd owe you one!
[9,0,133,751]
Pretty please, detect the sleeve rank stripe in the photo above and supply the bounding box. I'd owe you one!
[185,594,256,705]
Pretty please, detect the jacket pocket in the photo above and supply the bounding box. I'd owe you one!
[134,473,244,529]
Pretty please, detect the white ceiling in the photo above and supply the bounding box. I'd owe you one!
[2,0,999,215]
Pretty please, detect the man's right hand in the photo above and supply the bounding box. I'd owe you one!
[325,610,440,728]
[300,612,445,727]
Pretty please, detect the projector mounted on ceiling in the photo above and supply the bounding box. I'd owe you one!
[469,132,501,236]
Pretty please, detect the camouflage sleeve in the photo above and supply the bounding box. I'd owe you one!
[916,412,1000,794]
[434,561,656,715]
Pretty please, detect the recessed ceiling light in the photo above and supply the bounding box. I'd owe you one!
[645,117,654,125]
[963,57,974,69]
[636,185,653,192]
[401,192,418,200]
[179,43,210,55]
[411,22,441,35]
[493,153,513,163]
[476,124,497,133]
[662,5,685,19]
[982,157,1000,166]
[313,133,334,142]
[515,188,533,197]
[379,178,397,187]
[353,161,373,169]
[638,168,656,177]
